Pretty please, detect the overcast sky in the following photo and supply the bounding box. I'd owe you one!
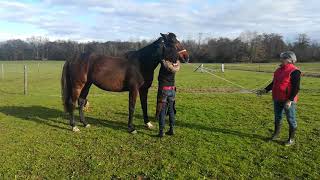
[0,0,319,42]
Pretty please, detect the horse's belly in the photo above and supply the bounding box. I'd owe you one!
[93,75,128,92]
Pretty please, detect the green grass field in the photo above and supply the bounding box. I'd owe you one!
[0,61,319,179]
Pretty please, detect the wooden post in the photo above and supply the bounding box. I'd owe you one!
[1,64,3,80]
[221,64,225,73]
[200,64,204,73]
[38,63,40,73]
[24,65,27,95]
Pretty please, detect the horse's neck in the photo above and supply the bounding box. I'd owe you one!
[136,46,161,73]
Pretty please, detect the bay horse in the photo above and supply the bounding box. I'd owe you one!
[61,33,189,133]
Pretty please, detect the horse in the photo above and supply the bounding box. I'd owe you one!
[61,33,189,133]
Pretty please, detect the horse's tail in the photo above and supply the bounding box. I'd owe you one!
[61,62,73,112]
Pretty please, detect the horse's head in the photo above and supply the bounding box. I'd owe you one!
[160,32,189,63]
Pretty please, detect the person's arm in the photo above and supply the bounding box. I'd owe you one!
[264,81,274,92]
[257,80,273,95]
[289,70,301,101]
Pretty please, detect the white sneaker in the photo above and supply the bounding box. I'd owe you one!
[285,139,295,146]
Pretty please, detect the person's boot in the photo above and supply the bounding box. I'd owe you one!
[269,122,281,141]
[165,127,174,136]
[285,127,296,146]
[158,130,164,138]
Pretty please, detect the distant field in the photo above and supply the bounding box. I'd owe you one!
[0,61,319,179]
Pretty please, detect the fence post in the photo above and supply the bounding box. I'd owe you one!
[1,64,3,80]
[200,64,204,73]
[24,65,27,95]
[38,63,40,73]
[221,64,225,73]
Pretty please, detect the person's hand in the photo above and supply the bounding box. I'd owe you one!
[161,59,180,73]
[285,100,292,110]
[256,89,267,96]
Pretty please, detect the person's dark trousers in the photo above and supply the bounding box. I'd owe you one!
[158,89,176,134]
[273,100,297,142]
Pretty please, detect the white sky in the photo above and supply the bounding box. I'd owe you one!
[0,0,319,42]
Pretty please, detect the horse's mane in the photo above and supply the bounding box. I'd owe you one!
[137,37,163,53]
[127,37,163,61]
[134,37,163,54]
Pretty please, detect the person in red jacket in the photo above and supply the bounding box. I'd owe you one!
[257,51,301,146]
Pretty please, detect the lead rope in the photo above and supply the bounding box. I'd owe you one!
[190,64,272,94]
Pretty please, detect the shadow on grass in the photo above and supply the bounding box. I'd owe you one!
[0,105,268,141]
[115,111,268,141]
[0,105,130,132]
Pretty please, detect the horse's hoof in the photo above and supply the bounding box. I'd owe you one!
[85,124,91,128]
[72,126,80,132]
[145,122,154,129]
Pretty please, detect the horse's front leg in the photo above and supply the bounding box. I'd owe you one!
[128,87,139,134]
[139,88,154,129]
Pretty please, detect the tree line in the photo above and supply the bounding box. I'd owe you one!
[0,32,319,63]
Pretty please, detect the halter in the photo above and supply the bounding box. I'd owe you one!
[178,49,187,54]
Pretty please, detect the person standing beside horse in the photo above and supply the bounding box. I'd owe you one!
[156,45,181,138]
[257,51,301,146]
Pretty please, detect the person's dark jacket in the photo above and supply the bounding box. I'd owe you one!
[158,46,178,87]
[158,62,176,87]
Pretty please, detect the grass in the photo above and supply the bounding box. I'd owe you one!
[0,61,319,179]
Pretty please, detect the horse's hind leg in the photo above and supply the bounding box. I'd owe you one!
[66,101,76,131]
[128,87,139,134]
[78,82,92,127]
[64,88,78,131]
[70,86,83,132]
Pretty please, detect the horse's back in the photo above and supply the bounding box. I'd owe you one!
[88,54,143,92]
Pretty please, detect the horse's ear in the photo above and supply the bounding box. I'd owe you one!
[160,33,167,40]
[168,32,176,38]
